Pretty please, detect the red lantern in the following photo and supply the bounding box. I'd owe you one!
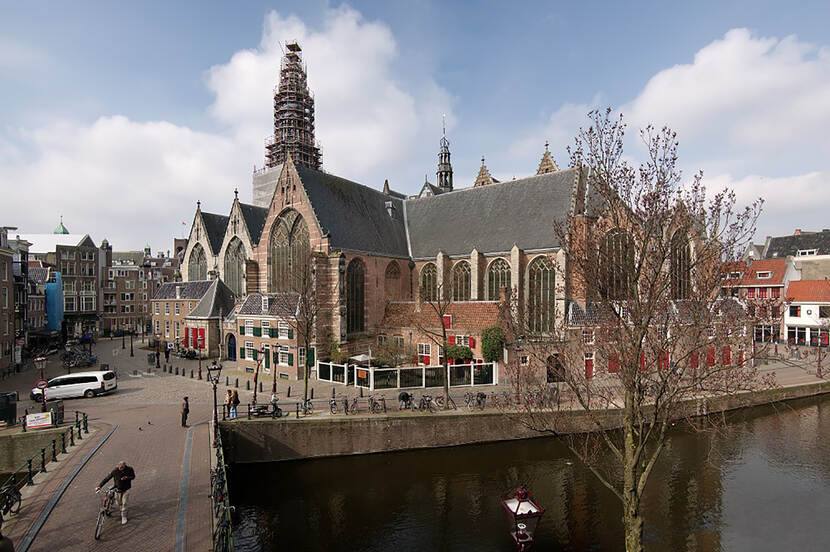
[501,485,545,550]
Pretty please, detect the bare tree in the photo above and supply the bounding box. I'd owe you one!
[501,109,770,552]
[414,280,453,409]
[270,251,323,411]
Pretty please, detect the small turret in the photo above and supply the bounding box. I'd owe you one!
[436,115,453,193]
[536,141,559,174]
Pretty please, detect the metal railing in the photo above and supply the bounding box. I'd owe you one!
[210,427,234,552]
[0,410,89,522]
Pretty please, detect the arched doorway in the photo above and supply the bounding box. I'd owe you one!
[227,334,237,361]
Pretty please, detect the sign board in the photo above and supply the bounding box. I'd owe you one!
[167,342,174,349]
[35,379,48,390]
[26,412,53,429]
[16,337,25,346]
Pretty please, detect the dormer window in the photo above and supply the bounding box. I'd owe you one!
[729,272,742,279]
[756,271,772,279]
[797,249,817,256]
[261,296,269,313]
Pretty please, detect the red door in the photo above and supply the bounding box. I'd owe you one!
[585,357,594,379]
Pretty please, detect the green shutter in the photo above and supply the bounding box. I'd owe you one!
[253,326,261,337]
[287,329,294,339]
[239,325,244,334]
[307,347,315,367]
[239,347,245,359]
[265,350,270,369]
[287,353,294,366]
[252,349,258,360]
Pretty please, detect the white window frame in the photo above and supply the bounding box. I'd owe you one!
[245,320,254,337]
[278,320,289,339]
[174,321,180,339]
[377,334,388,346]
[393,335,405,348]
[278,345,290,366]
[165,302,170,315]
[262,344,271,373]
[582,328,595,345]
[454,334,469,347]
[797,249,818,257]
[165,320,170,338]
[262,321,270,336]
[175,302,180,315]
[245,341,255,361]
[64,296,76,312]
[154,303,159,315]
[299,347,306,369]
[756,271,772,279]
[418,343,431,365]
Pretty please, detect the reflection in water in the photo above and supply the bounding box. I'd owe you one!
[230,396,829,551]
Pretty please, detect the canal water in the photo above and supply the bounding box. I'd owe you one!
[230,396,829,551]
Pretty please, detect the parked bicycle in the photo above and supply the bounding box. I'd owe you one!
[210,467,225,505]
[213,504,235,552]
[348,397,360,414]
[0,485,21,517]
[435,393,457,410]
[418,394,437,413]
[301,398,314,415]
[94,486,117,540]
[329,398,339,414]
[368,395,387,414]
[464,391,487,409]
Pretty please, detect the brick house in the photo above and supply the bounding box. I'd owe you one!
[0,227,14,372]
[229,293,302,379]
[783,280,830,346]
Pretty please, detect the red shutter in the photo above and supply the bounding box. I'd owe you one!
[184,327,190,347]
[691,352,699,370]
[706,348,715,366]
[424,355,430,365]
[442,314,452,329]
[468,336,475,348]
[199,327,206,349]
[639,352,646,372]
[448,335,456,345]
[659,350,670,371]
[608,354,619,374]
[585,358,594,379]
[738,349,745,365]
[722,346,731,366]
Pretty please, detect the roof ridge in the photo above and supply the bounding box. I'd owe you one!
[407,167,577,202]
[295,164,400,202]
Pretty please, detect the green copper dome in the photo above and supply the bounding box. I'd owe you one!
[53,217,69,234]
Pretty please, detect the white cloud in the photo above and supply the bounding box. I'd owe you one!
[0,7,454,251]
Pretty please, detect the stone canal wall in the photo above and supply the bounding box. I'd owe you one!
[220,380,830,464]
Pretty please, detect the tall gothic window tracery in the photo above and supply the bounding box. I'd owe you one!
[528,256,555,332]
[269,210,310,292]
[385,261,401,300]
[224,238,246,297]
[670,231,691,300]
[420,263,438,302]
[346,258,365,333]
[486,258,511,300]
[451,261,471,301]
[599,229,635,300]
[189,244,207,281]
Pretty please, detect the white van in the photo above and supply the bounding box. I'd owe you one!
[30,370,117,401]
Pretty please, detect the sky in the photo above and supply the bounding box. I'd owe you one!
[2,0,830,253]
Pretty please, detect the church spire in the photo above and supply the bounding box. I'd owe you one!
[536,140,559,174]
[265,41,321,170]
[436,114,453,193]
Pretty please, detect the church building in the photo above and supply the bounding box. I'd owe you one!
[179,42,593,381]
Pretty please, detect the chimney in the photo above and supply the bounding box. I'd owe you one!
[385,200,396,219]
[175,284,181,299]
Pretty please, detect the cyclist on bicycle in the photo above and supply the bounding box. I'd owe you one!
[95,461,135,525]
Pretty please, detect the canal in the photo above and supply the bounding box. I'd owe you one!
[229,396,829,551]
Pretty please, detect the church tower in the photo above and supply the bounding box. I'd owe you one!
[436,116,453,193]
[265,42,322,170]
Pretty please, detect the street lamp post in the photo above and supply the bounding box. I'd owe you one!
[502,485,545,551]
[198,335,203,380]
[207,361,223,446]
[121,330,125,350]
[34,356,48,413]
[130,331,134,357]
[155,335,160,368]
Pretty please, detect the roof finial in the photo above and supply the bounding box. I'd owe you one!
[197,200,201,210]
[545,140,549,152]
[481,156,485,165]
[234,188,238,199]
[442,113,447,138]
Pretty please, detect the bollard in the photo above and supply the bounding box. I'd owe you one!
[175,367,179,375]
[190,370,194,378]
[52,440,57,462]
[83,413,89,433]
[311,388,314,399]
[247,405,251,420]
[22,415,26,432]
[70,426,75,446]
[246,380,250,391]
[332,387,335,398]
[287,386,291,397]
[41,448,47,473]
[235,378,238,388]
[77,420,83,440]
[296,402,299,419]
[360,387,363,398]
[27,459,34,485]
[222,404,226,421]
[75,411,79,424]
[259,381,262,393]
[61,433,67,454]
[225,376,229,386]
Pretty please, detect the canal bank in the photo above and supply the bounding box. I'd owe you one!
[220,377,830,464]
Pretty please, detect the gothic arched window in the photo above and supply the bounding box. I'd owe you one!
[346,258,365,333]
[528,256,555,332]
[671,230,691,300]
[486,258,511,300]
[269,210,310,292]
[451,261,471,301]
[385,261,401,300]
[188,244,207,281]
[224,238,246,297]
[420,263,438,302]
[599,229,635,300]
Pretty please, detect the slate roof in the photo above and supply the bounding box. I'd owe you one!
[786,280,830,303]
[153,280,214,300]
[238,203,269,246]
[406,168,579,258]
[237,292,299,317]
[28,267,50,285]
[765,230,830,258]
[295,165,409,257]
[187,279,236,319]
[112,251,145,266]
[201,212,229,255]
[17,234,95,253]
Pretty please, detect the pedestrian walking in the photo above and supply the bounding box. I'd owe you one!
[0,524,15,552]
[230,390,240,419]
[181,396,189,427]
[225,390,234,419]
[95,461,136,525]
[164,348,170,363]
